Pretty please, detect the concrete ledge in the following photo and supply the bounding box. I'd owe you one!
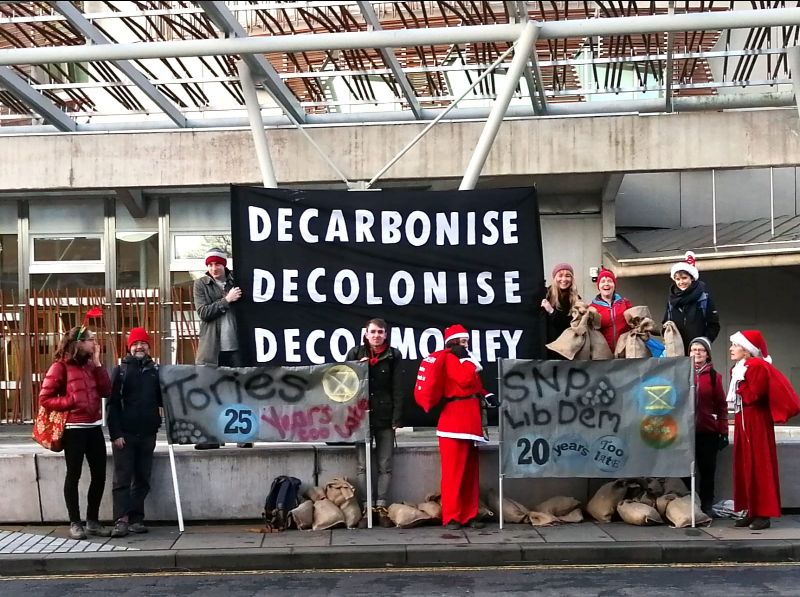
[0,554,47,576]
[291,545,406,569]
[405,543,524,566]
[521,541,663,565]
[0,454,41,523]
[43,551,177,574]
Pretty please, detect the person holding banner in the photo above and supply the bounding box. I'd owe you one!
[541,263,580,358]
[728,330,800,530]
[38,326,113,540]
[688,336,728,516]
[345,318,402,525]
[107,328,163,538]
[590,268,632,352]
[437,324,497,530]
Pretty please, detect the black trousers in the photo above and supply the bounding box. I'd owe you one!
[112,433,157,523]
[218,350,242,367]
[683,432,719,510]
[62,426,107,523]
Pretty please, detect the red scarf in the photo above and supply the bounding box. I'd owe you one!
[369,343,388,366]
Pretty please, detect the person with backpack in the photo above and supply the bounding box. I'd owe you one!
[107,328,163,538]
[688,336,728,516]
[590,268,632,352]
[38,326,113,540]
[345,318,402,524]
[663,251,720,355]
[436,324,497,530]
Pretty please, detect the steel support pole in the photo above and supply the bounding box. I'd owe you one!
[787,46,800,121]
[238,60,278,188]
[459,21,538,191]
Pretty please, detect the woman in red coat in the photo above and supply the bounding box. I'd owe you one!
[728,330,800,530]
[589,268,632,352]
[39,326,113,540]
[437,324,497,530]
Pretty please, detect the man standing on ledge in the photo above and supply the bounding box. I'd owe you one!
[193,247,250,448]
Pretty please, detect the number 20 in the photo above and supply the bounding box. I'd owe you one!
[224,408,253,435]
[517,437,549,465]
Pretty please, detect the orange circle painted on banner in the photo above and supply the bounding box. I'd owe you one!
[639,415,678,449]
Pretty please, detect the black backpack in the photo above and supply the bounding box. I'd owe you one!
[263,476,301,532]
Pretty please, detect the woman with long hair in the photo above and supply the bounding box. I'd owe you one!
[541,263,580,356]
[39,326,113,540]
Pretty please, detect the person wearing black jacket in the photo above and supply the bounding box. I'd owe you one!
[540,262,580,358]
[663,251,720,355]
[345,318,403,516]
[107,327,162,538]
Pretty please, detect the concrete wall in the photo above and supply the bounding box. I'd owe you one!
[4,439,800,524]
[3,109,800,191]
[617,168,799,228]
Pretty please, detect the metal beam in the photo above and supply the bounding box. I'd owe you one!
[357,1,422,118]
[198,1,305,123]
[3,9,800,66]
[787,46,800,121]
[237,60,278,188]
[664,2,675,113]
[460,22,538,190]
[0,66,76,131]
[53,1,187,127]
[512,2,547,115]
[115,188,147,218]
[601,174,624,243]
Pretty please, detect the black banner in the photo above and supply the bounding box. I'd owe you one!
[231,186,545,425]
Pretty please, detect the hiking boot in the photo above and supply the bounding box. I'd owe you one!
[86,520,111,537]
[467,519,485,529]
[129,522,148,534]
[749,517,771,530]
[69,522,86,540]
[445,520,462,530]
[734,516,753,527]
[111,521,129,538]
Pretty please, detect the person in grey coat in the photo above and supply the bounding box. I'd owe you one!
[192,247,249,448]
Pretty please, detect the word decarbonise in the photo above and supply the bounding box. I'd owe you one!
[249,206,522,306]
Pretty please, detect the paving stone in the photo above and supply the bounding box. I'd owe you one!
[599,521,714,541]
[172,531,264,550]
[330,525,469,546]
[537,522,615,543]
[464,524,546,544]
[259,530,330,548]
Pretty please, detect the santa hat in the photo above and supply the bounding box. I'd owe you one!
[551,262,574,279]
[444,324,469,345]
[730,329,772,363]
[596,268,616,289]
[205,247,228,267]
[670,251,699,281]
[127,327,152,350]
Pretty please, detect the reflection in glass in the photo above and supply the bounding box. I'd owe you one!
[117,232,158,289]
[33,237,101,262]
[0,235,18,293]
[31,273,105,291]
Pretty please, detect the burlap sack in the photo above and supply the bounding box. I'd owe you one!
[476,500,495,522]
[340,497,363,529]
[665,494,712,528]
[630,490,657,509]
[546,302,591,360]
[487,489,529,524]
[417,500,443,521]
[312,499,346,530]
[324,477,356,506]
[305,486,326,502]
[617,499,663,526]
[586,479,628,522]
[558,508,584,523]
[656,493,678,518]
[642,477,665,497]
[424,492,441,503]
[662,321,685,357]
[614,306,656,358]
[387,503,431,528]
[586,307,614,360]
[535,496,581,517]
[290,499,314,530]
[527,511,561,527]
[663,477,689,497]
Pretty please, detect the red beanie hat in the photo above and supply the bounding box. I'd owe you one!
[444,324,469,345]
[127,327,152,350]
[596,268,617,289]
[205,247,228,267]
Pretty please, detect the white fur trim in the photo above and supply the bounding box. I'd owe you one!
[444,331,469,344]
[670,261,699,281]
[727,359,747,412]
[436,430,488,443]
[730,331,761,358]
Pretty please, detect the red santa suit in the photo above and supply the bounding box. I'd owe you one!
[728,331,800,519]
[435,327,491,527]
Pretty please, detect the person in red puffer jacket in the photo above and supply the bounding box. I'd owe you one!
[689,336,728,515]
[590,268,632,352]
[39,326,113,540]
[436,324,497,531]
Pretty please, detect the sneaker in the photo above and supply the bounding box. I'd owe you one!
[69,522,86,540]
[445,520,462,530]
[86,520,111,537]
[734,516,753,528]
[749,517,771,530]
[111,521,129,538]
[129,522,148,534]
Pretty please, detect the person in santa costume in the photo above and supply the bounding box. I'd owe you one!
[437,324,498,530]
[728,330,800,530]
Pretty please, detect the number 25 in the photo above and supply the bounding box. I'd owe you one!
[224,408,253,435]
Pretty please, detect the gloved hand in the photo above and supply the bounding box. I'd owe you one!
[718,433,729,451]
[450,344,469,359]
[483,393,500,408]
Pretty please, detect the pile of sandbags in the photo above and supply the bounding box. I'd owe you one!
[298,477,362,531]
[384,493,442,528]
[546,302,614,361]
[486,490,583,526]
